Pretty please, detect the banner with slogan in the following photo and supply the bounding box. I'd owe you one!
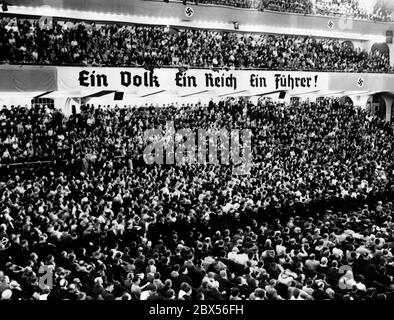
[57,67,332,95]
[0,65,392,95]
[56,66,394,96]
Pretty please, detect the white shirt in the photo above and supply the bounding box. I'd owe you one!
[140,290,152,300]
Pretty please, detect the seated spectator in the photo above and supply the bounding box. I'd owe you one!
[0,97,394,300]
[168,0,393,21]
[0,16,391,72]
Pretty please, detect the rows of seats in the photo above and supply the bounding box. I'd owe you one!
[172,0,393,21]
[0,16,391,72]
[0,98,394,300]
[1,98,394,209]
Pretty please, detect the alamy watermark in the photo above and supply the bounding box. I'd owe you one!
[143,121,253,176]
[338,265,353,290]
[38,265,54,290]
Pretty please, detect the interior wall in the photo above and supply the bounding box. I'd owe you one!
[0,96,35,107]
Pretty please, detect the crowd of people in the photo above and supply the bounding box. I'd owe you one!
[373,0,394,22]
[171,0,394,22]
[174,0,263,9]
[315,0,367,18]
[314,0,394,21]
[0,98,394,300]
[187,0,312,14]
[0,16,391,72]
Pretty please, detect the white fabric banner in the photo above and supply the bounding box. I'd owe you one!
[57,67,330,95]
[56,66,394,96]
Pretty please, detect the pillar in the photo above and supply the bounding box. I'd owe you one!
[382,93,393,123]
[352,94,372,109]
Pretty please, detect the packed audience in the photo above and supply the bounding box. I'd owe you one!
[179,0,263,9]
[315,0,393,22]
[0,98,394,300]
[373,0,394,22]
[262,0,312,14]
[315,0,367,19]
[0,16,391,72]
[172,0,394,21]
[186,0,313,14]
